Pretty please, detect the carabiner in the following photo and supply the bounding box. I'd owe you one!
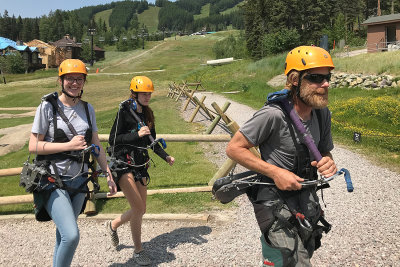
[296,213,313,232]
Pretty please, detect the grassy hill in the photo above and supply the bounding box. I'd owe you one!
[94,9,113,30]
[137,6,160,33]
[194,3,210,20]
[221,2,243,15]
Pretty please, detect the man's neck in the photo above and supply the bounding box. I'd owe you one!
[293,98,312,121]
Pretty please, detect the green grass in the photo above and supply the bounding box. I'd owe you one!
[137,6,160,33]
[333,50,400,75]
[194,3,210,20]
[0,118,33,128]
[0,110,29,114]
[0,68,57,83]
[220,2,243,15]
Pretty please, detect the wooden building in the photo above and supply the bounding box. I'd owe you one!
[25,39,58,69]
[0,37,43,72]
[362,13,400,53]
[50,34,82,65]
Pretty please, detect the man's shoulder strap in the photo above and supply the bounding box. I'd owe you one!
[315,108,323,150]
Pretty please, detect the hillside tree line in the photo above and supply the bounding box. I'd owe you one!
[243,0,400,58]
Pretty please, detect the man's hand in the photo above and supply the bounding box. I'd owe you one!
[271,168,304,191]
[311,156,337,178]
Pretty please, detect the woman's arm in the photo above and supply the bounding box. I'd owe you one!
[91,132,117,195]
[28,133,87,155]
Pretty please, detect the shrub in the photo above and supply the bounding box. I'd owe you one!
[212,33,248,59]
[0,53,26,74]
[262,28,301,56]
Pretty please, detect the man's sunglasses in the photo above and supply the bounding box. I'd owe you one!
[303,73,331,83]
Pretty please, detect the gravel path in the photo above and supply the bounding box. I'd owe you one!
[1,91,399,266]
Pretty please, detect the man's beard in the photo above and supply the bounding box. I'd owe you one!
[299,87,329,108]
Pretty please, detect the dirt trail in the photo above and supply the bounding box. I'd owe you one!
[101,42,165,71]
[0,123,32,156]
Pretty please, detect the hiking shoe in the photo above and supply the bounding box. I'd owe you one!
[106,220,119,247]
[133,250,151,266]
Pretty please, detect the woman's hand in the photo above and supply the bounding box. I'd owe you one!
[107,174,118,196]
[137,126,151,137]
[166,156,175,166]
[69,135,87,151]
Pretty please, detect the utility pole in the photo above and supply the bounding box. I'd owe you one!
[377,0,381,16]
[88,28,96,66]
[142,28,145,49]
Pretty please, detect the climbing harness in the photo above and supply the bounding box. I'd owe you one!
[19,92,102,221]
[107,98,167,186]
[212,89,354,265]
[213,168,353,204]
[213,89,353,204]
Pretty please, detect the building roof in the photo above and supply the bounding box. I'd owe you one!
[94,45,105,52]
[25,39,56,49]
[0,37,38,52]
[51,35,81,48]
[362,13,400,25]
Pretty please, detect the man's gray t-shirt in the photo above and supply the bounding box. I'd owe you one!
[240,102,333,172]
[31,98,98,177]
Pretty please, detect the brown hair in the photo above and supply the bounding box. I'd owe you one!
[130,92,155,129]
[284,70,308,99]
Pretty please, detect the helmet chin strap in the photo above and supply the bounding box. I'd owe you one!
[295,71,307,105]
[61,79,82,103]
[131,91,145,108]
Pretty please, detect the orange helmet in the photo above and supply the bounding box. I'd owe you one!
[284,46,334,75]
[130,76,154,92]
[58,59,87,76]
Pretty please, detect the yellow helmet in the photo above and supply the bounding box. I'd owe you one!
[58,59,87,76]
[130,76,154,93]
[284,46,334,75]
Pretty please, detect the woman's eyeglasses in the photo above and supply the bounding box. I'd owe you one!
[303,73,331,83]
[65,77,85,84]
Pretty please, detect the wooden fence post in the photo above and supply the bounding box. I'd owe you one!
[182,89,196,111]
[208,102,261,185]
[208,158,237,186]
[192,96,215,120]
[84,159,97,215]
[206,101,231,134]
[189,95,206,122]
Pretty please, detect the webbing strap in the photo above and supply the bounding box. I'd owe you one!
[46,96,78,136]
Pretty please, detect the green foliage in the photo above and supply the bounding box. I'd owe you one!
[212,33,248,59]
[262,28,300,56]
[109,1,139,30]
[242,0,369,58]
[137,6,160,33]
[210,0,242,15]
[0,53,26,74]
[116,36,139,52]
[158,2,194,31]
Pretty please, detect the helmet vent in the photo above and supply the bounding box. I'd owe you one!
[301,58,306,66]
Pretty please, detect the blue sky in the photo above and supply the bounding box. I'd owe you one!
[0,0,157,18]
